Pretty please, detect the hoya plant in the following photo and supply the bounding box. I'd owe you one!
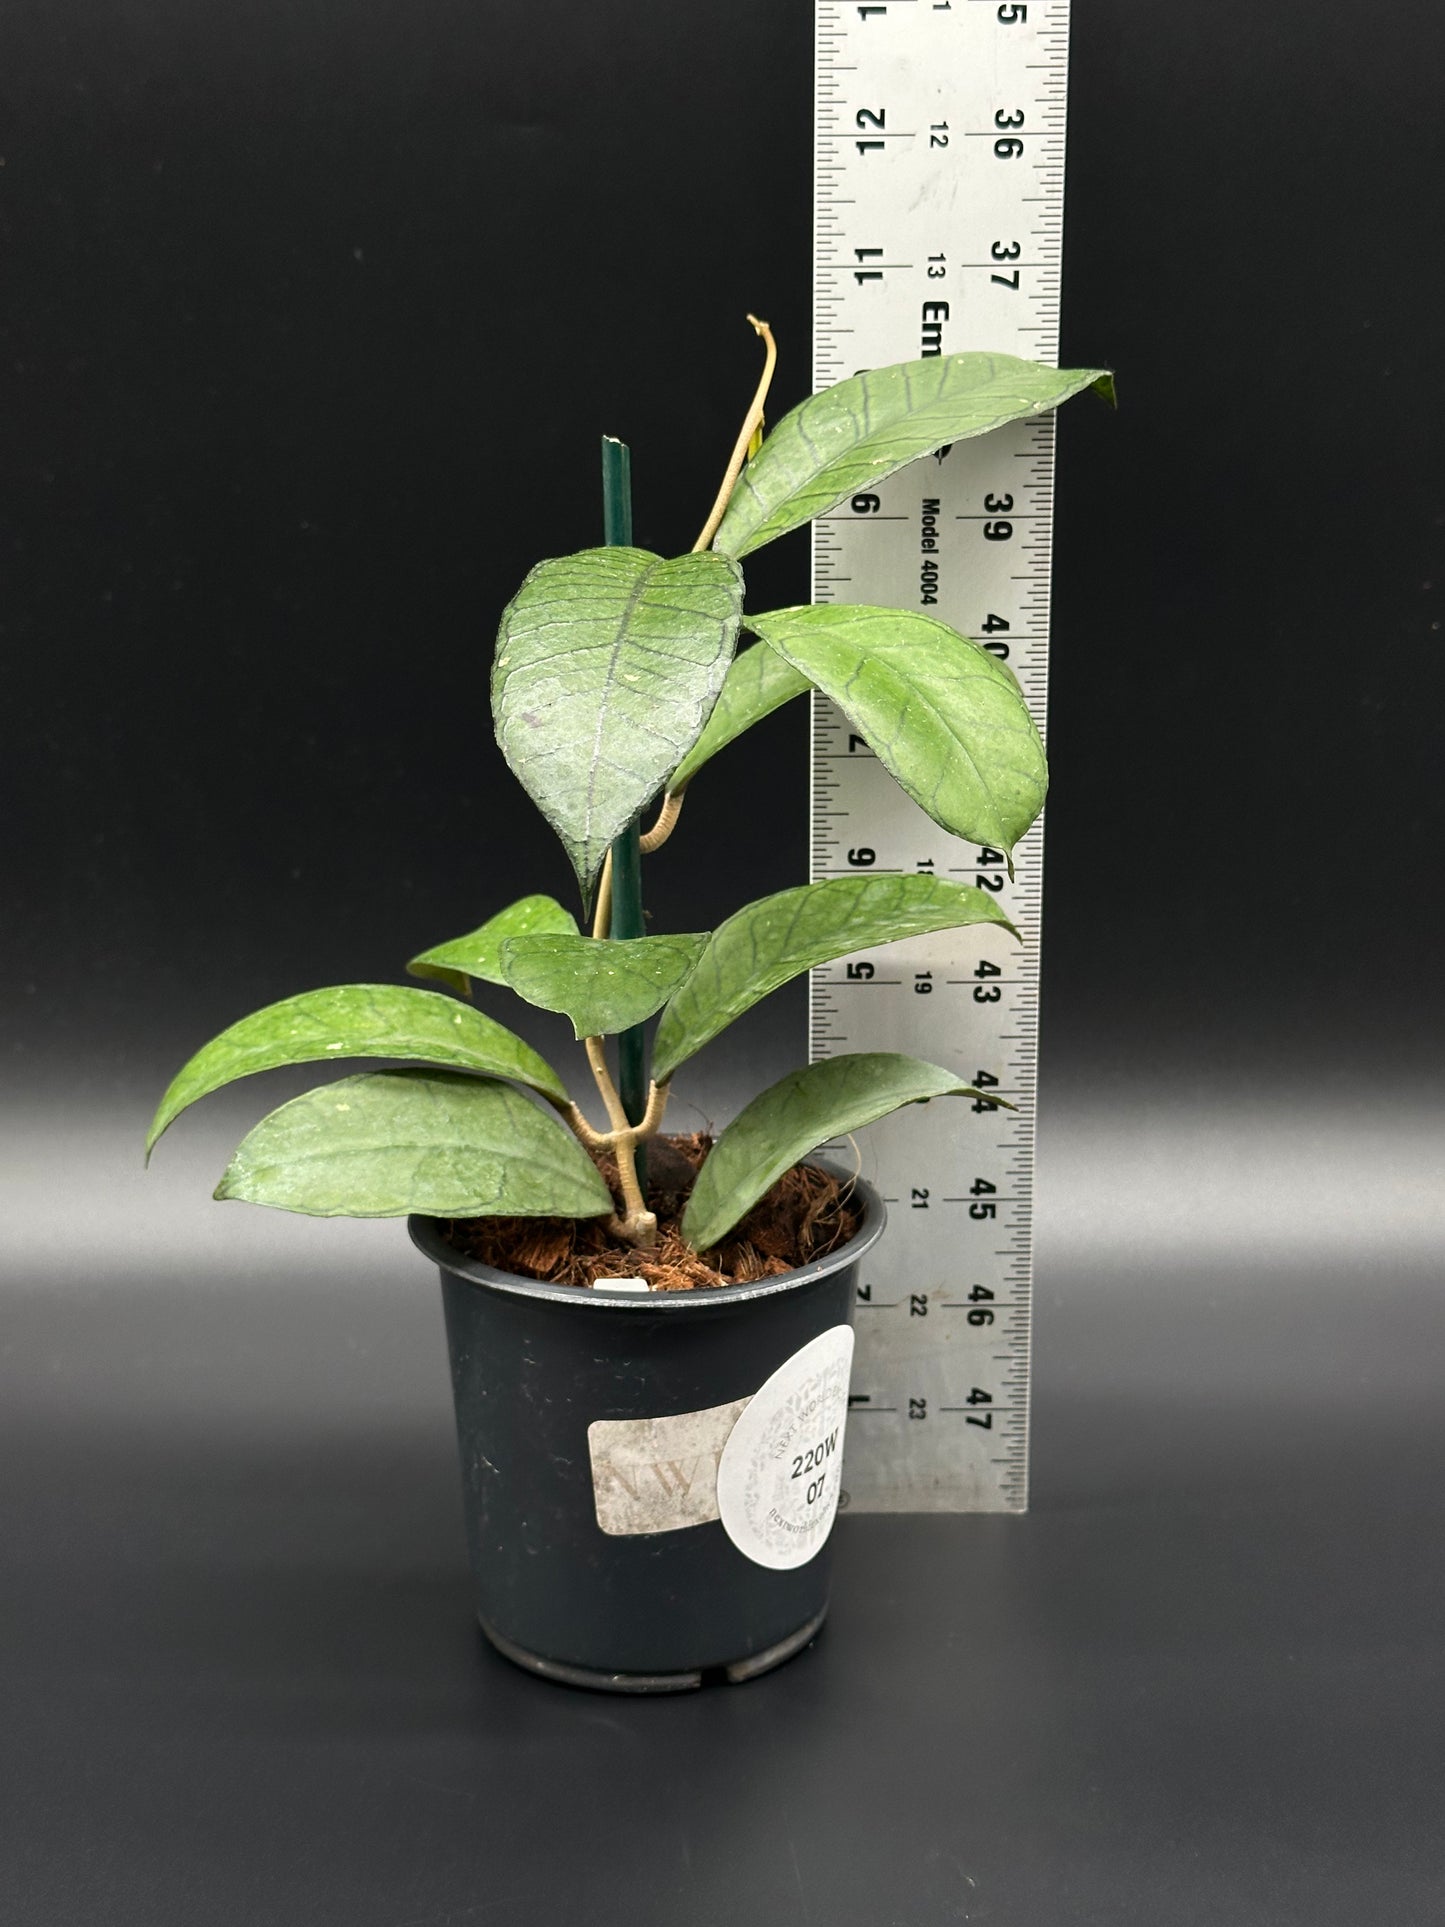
[148,329,1110,1258]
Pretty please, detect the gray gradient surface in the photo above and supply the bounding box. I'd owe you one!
[4,1092,1443,1923]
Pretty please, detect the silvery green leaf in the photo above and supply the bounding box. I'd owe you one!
[652,876,1016,1082]
[748,603,1046,856]
[499,932,707,1042]
[715,352,1112,558]
[215,1070,613,1219]
[408,895,579,996]
[667,642,812,792]
[683,1053,989,1250]
[147,984,570,1157]
[492,546,744,899]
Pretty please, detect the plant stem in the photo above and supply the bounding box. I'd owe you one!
[690,315,777,553]
[639,788,686,852]
[616,317,772,870]
[600,434,651,1194]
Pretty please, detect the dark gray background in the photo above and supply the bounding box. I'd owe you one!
[3,0,1442,1920]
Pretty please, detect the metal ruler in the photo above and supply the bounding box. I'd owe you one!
[812,0,1070,1511]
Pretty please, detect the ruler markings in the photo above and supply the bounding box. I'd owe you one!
[814,0,1070,1514]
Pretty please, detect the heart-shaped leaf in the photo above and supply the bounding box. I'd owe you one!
[653,876,1016,1083]
[147,984,570,1157]
[492,546,744,899]
[683,1053,989,1251]
[668,642,812,792]
[215,1070,614,1219]
[715,352,1112,558]
[748,604,1046,856]
[499,932,707,1041]
[408,895,579,996]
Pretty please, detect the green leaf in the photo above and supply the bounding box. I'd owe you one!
[668,642,812,792]
[499,932,707,1041]
[653,876,1016,1083]
[215,1070,614,1219]
[683,1053,988,1250]
[408,895,579,996]
[748,604,1046,856]
[147,984,571,1158]
[492,546,744,899]
[715,352,1112,558]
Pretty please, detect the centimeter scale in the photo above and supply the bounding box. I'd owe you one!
[812,0,1071,1511]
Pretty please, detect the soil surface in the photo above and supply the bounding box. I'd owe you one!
[442,1133,861,1291]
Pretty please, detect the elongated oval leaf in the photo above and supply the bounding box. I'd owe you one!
[668,642,812,792]
[683,1053,987,1250]
[147,984,570,1157]
[715,353,1112,558]
[653,876,1016,1083]
[499,932,707,1041]
[492,546,744,899]
[215,1070,614,1219]
[749,604,1046,855]
[408,895,579,996]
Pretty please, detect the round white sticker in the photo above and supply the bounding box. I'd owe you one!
[716,1325,855,1571]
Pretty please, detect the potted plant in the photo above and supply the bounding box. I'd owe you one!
[149,324,1110,1692]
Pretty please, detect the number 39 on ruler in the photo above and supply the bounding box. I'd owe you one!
[813,0,1070,1512]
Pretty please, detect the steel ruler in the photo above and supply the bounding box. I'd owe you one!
[812,0,1070,1511]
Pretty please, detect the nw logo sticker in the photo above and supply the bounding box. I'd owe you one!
[588,1399,750,1536]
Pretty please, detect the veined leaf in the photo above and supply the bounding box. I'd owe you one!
[715,352,1112,558]
[499,932,707,1041]
[683,1053,989,1250]
[215,1070,614,1219]
[668,642,812,792]
[492,546,744,899]
[653,876,1016,1083]
[748,604,1046,855]
[408,895,579,996]
[147,984,570,1157]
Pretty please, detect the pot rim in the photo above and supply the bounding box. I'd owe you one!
[409,1158,886,1312]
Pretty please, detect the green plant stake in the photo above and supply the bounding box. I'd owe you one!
[600,434,650,1189]
[151,323,1111,1262]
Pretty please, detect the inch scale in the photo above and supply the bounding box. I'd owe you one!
[812,0,1070,1511]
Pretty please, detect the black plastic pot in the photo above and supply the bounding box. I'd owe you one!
[409,1172,885,1693]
